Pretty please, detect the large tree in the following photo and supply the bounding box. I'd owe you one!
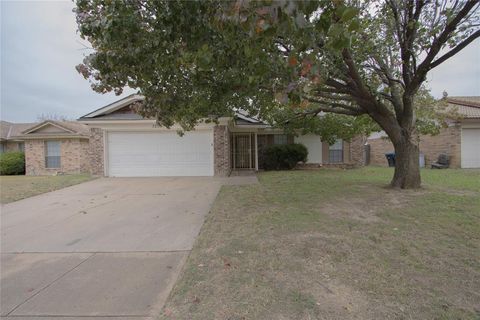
[75,0,479,188]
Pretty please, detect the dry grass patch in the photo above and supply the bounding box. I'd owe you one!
[161,168,480,320]
[0,174,95,204]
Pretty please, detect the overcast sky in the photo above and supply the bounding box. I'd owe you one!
[1,1,479,123]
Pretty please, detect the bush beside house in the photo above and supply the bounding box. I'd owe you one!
[263,143,308,170]
[0,152,25,175]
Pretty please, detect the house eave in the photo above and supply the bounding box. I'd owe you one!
[233,124,270,129]
[80,117,231,127]
[79,94,145,119]
[22,121,76,135]
[10,135,89,140]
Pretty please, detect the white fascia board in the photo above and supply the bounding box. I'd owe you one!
[83,120,218,131]
[81,94,145,118]
[12,135,89,140]
[22,121,76,135]
[83,117,231,129]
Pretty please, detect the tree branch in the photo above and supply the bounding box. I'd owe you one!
[312,91,355,102]
[412,0,479,91]
[297,105,365,116]
[302,96,365,116]
[430,29,480,69]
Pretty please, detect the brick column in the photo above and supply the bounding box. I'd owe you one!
[88,128,104,176]
[213,125,231,176]
[349,134,366,167]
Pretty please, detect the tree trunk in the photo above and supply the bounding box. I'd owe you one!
[390,137,421,189]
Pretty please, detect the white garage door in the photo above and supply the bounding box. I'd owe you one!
[107,131,214,177]
[461,128,480,168]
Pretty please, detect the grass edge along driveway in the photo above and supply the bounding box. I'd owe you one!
[0,174,96,204]
[160,167,480,320]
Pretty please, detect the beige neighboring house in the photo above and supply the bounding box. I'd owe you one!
[0,121,34,153]
[1,120,91,175]
[1,95,365,176]
[367,96,480,168]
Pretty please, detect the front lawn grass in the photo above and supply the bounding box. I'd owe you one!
[0,174,96,204]
[161,167,480,320]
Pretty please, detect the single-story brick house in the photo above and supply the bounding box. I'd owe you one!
[1,94,365,176]
[367,96,480,168]
[77,94,365,177]
[1,120,92,175]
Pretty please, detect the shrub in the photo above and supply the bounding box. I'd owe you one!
[0,152,25,175]
[263,143,308,170]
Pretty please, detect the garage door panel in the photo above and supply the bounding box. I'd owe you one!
[107,131,213,177]
[461,128,480,168]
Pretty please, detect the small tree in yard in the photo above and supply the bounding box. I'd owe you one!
[75,0,479,189]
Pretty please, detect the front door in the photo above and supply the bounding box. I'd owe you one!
[232,133,255,169]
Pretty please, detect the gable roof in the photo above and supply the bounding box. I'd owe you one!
[78,94,145,120]
[234,109,267,126]
[78,94,268,126]
[5,121,90,140]
[1,121,37,141]
[22,121,76,135]
[446,96,480,119]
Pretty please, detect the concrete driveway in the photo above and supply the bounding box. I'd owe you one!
[1,176,256,319]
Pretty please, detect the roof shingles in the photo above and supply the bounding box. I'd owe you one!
[446,96,480,119]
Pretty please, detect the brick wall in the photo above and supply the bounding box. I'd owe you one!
[79,139,91,173]
[25,140,43,175]
[349,135,366,166]
[25,139,90,175]
[367,125,461,168]
[367,137,393,167]
[321,135,365,167]
[88,128,104,175]
[214,125,231,176]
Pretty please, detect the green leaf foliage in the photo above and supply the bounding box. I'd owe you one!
[0,152,25,175]
[263,143,308,170]
[74,0,479,141]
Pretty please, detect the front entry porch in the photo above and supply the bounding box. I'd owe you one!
[230,132,295,171]
[230,132,258,170]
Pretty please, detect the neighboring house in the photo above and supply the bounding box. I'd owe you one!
[367,96,480,168]
[0,121,33,153]
[76,94,365,177]
[2,120,92,175]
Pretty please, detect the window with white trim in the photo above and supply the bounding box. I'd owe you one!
[328,139,343,163]
[45,141,61,168]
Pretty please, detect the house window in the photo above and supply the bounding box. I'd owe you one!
[329,139,343,163]
[18,142,25,152]
[273,134,288,145]
[0,143,4,154]
[45,141,61,168]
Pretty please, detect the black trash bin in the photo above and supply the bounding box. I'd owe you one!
[385,153,396,167]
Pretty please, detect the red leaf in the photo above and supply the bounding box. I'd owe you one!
[288,56,298,66]
[300,59,313,76]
